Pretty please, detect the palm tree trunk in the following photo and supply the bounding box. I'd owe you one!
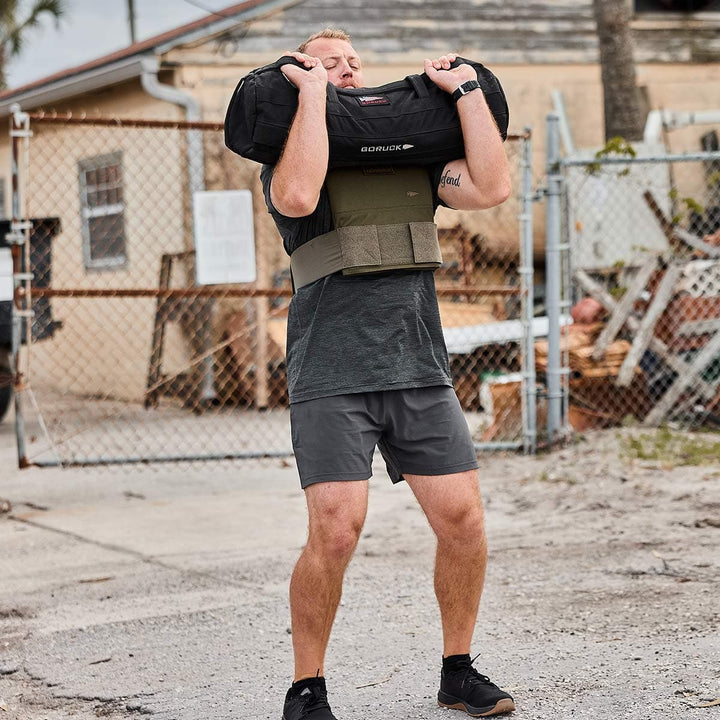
[593,0,646,142]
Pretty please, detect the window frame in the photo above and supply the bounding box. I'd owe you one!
[78,151,127,271]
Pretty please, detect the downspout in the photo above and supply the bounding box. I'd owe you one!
[140,56,215,402]
[140,55,205,195]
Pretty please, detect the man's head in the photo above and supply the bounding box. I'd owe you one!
[297,28,364,88]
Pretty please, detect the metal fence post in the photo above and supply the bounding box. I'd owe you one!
[545,113,564,443]
[8,105,32,468]
[519,129,537,453]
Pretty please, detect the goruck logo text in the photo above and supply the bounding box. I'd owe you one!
[360,144,415,153]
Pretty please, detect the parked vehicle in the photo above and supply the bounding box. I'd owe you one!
[0,218,62,422]
[0,245,12,422]
[0,344,10,422]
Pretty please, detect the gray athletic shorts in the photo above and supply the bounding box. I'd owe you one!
[289,386,479,488]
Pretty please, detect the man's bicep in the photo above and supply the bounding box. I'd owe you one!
[437,158,477,210]
[262,162,299,217]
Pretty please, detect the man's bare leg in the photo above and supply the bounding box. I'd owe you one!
[407,469,514,715]
[405,469,486,656]
[290,479,369,681]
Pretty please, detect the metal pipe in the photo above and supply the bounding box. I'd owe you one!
[642,109,720,141]
[30,450,296,467]
[551,90,575,155]
[545,113,563,443]
[140,57,215,401]
[562,151,720,166]
[139,56,205,205]
[519,129,537,454]
[25,116,537,140]
[9,105,31,468]
[29,112,224,130]
[473,441,524,452]
[560,197,573,436]
[29,443,527,468]
[26,285,521,299]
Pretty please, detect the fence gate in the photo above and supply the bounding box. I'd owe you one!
[544,113,720,440]
[6,109,537,468]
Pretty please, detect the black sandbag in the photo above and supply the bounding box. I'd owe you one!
[224,55,509,168]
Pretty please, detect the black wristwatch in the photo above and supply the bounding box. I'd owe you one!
[451,79,480,103]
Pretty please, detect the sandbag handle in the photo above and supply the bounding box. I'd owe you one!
[448,55,489,88]
[274,55,342,105]
[449,55,473,69]
[406,74,429,98]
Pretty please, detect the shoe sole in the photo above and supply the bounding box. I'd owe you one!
[438,696,516,717]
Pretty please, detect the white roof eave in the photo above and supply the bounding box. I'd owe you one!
[0,0,305,119]
[0,54,160,118]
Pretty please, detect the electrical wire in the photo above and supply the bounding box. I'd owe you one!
[179,0,233,19]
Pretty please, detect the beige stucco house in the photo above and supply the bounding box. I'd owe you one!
[0,0,718,404]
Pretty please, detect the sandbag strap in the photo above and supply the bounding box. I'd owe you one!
[290,222,442,290]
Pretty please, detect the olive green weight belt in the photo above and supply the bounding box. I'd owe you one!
[290,221,442,290]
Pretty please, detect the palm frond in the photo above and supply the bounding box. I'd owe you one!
[0,0,66,59]
[0,0,20,28]
[22,0,66,30]
[4,25,23,55]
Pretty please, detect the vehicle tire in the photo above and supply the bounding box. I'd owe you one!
[0,348,12,423]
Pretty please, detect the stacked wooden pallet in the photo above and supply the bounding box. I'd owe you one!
[535,323,635,378]
[569,339,633,378]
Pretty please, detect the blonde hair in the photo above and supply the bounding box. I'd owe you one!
[297,28,352,53]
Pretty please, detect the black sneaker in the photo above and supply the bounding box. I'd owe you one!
[282,677,337,720]
[438,655,515,717]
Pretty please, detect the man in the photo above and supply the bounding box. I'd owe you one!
[261,28,514,719]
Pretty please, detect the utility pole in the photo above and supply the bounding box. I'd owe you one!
[128,0,137,44]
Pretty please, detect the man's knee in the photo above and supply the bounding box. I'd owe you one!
[436,501,486,547]
[309,517,364,561]
[305,480,368,562]
[408,471,486,544]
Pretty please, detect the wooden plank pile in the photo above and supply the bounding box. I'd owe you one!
[535,323,637,379]
[567,252,720,428]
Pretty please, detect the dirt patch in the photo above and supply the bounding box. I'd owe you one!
[0,426,718,719]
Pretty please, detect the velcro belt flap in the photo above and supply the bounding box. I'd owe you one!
[409,222,443,264]
[337,224,382,268]
[290,221,441,289]
[341,222,441,276]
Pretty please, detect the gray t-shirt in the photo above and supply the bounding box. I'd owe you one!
[261,164,453,404]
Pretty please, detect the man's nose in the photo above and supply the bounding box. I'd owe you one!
[339,60,353,77]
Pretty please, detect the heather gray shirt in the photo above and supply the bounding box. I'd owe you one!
[261,164,453,404]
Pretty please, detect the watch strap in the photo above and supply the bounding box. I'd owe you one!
[451,79,480,103]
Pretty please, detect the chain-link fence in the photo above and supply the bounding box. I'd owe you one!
[5,111,536,468]
[544,116,720,437]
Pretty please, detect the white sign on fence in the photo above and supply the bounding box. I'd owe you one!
[193,190,256,285]
[0,248,13,301]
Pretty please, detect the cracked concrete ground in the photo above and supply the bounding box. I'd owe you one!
[1,410,719,719]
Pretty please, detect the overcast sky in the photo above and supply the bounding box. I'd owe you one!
[6,0,226,88]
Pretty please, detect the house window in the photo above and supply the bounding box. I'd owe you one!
[78,152,126,270]
[634,0,720,11]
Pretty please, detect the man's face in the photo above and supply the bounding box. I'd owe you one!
[303,37,364,88]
